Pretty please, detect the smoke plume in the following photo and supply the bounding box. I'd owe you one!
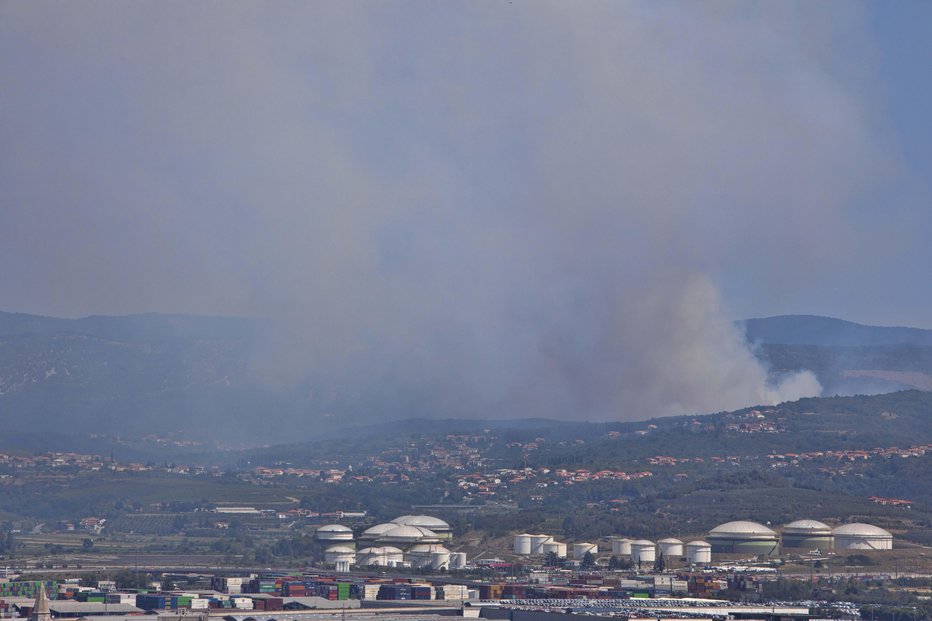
[2,2,901,425]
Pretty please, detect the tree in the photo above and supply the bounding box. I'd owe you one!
[82,538,94,551]
[581,551,595,569]
[654,550,665,572]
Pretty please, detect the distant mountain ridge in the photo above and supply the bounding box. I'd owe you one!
[740,315,932,396]
[2,310,931,445]
[740,314,932,347]
[0,310,262,342]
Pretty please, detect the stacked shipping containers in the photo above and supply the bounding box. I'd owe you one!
[136,594,170,610]
[377,584,411,600]
[0,581,57,599]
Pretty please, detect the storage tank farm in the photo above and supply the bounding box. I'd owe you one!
[351,514,466,568]
[781,519,834,551]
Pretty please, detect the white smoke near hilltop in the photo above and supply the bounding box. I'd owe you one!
[1,2,893,425]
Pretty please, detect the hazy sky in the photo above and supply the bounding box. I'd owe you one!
[1,2,931,420]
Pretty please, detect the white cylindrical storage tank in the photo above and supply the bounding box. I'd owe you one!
[542,542,567,558]
[658,538,684,558]
[356,547,383,566]
[833,524,893,550]
[431,550,451,570]
[630,539,655,564]
[383,546,404,565]
[324,545,356,566]
[450,552,467,569]
[685,540,712,564]
[334,560,350,573]
[406,544,450,569]
[612,538,633,556]
[514,533,532,555]
[530,534,554,555]
[573,542,598,559]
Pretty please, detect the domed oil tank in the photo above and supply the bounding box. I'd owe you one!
[658,538,684,558]
[316,524,354,542]
[781,519,834,551]
[573,542,598,559]
[530,534,554,555]
[685,540,712,564]
[833,523,893,550]
[708,521,779,556]
[612,538,633,556]
[514,533,532,555]
[630,539,655,564]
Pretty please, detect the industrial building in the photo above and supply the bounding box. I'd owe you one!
[707,521,779,555]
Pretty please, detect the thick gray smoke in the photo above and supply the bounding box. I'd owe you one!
[2,2,898,423]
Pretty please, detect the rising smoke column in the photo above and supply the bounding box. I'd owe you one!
[2,2,896,426]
